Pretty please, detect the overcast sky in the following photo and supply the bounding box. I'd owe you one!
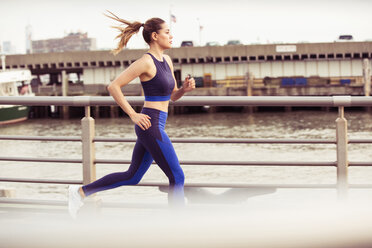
[1,0,372,54]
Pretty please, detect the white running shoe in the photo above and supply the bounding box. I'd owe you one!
[68,185,84,219]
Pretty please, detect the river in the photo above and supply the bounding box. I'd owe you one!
[1,109,372,205]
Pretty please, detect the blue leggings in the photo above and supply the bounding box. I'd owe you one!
[82,107,185,205]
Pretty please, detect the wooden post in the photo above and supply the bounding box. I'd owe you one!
[80,106,101,214]
[0,189,15,198]
[363,58,371,96]
[61,70,69,119]
[336,106,348,201]
[81,106,96,185]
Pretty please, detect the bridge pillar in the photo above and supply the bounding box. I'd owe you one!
[244,72,254,114]
[94,106,100,118]
[110,105,119,118]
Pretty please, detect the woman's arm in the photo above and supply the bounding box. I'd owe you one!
[107,55,152,130]
[164,55,195,102]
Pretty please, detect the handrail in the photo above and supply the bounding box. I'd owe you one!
[1,156,370,166]
[0,198,166,209]
[0,178,82,184]
[0,156,338,166]
[1,95,372,203]
[94,137,336,144]
[94,137,372,144]
[0,135,336,143]
[1,177,372,189]
[0,135,81,142]
[1,95,372,106]
[2,135,372,144]
[0,156,81,163]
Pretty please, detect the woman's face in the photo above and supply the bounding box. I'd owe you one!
[153,23,173,49]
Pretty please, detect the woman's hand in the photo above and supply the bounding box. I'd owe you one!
[130,113,151,130]
[182,75,196,93]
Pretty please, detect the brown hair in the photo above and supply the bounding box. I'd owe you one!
[104,10,166,55]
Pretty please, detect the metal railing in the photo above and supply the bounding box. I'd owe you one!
[1,95,372,205]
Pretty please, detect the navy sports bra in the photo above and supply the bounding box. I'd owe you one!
[141,53,175,101]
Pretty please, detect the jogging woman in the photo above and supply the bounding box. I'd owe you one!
[68,11,195,218]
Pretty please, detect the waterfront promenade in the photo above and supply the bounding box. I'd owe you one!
[1,95,372,247]
[1,95,372,197]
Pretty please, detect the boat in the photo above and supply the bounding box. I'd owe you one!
[0,69,35,125]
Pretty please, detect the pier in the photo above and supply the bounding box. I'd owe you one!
[5,41,372,118]
[4,41,372,119]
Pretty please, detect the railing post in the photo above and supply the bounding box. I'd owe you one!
[61,70,69,119]
[336,106,349,200]
[81,106,96,185]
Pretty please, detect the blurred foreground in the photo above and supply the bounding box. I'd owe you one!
[1,198,372,248]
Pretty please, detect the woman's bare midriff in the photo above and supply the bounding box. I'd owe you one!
[143,100,170,112]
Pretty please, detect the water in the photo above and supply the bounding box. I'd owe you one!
[1,110,372,204]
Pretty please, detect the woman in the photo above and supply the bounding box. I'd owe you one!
[68,11,195,218]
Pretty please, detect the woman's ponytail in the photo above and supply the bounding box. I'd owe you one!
[104,10,143,55]
[105,11,165,55]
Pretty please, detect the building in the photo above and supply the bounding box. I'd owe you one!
[2,41,16,54]
[32,32,96,54]
[5,41,372,93]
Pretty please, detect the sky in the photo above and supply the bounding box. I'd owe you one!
[1,0,372,54]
